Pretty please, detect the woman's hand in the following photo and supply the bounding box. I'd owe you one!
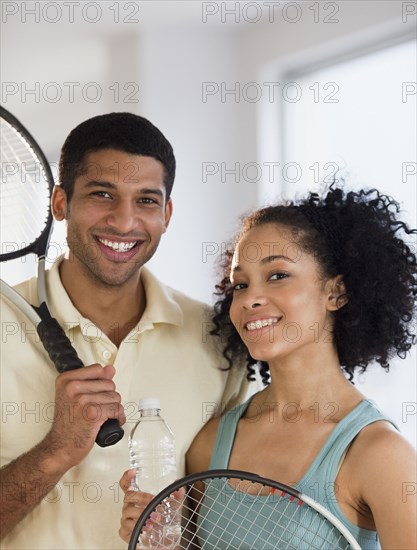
[119,469,154,544]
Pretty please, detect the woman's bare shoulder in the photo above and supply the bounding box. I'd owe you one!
[347,421,417,548]
[185,416,222,475]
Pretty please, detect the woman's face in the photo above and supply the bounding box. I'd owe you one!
[229,223,340,364]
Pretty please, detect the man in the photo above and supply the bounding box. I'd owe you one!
[0,112,252,549]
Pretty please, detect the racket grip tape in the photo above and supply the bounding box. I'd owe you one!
[36,315,84,372]
[36,306,124,447]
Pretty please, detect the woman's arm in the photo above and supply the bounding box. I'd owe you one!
[351,423,417,549]
[185,416,220,475]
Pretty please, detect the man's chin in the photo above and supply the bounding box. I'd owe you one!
[84,263,143,288]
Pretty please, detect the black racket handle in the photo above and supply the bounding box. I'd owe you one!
[36,314,84,372]
[95,418,125,447]
[36,308,124,447]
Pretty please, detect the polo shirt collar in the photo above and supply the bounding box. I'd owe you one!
[139,267,183,327]
[46,257,183,335]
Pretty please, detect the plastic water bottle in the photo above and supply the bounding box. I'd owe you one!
[129,397,180,548]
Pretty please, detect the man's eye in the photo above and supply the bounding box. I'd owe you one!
[139,198,158,205]
[92,191,111,199]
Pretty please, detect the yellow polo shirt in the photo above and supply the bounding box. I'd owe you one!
[1,257,252,549]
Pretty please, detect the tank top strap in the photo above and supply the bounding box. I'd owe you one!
[298,399,397,492]
[209,395,254,469]
[297,399,397,548]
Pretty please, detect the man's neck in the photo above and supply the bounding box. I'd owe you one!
[59,258,146,347]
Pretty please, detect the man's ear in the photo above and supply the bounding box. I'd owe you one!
[326,275,348,311]
[162,197,173,233]
[51,185,68,221]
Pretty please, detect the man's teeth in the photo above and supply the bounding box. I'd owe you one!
[98,238,137,252]
[246,319,278,331]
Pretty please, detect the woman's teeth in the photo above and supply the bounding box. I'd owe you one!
[246,319,278,331]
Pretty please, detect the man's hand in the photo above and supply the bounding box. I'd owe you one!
[1,364,125,540]
[45,364,125,468]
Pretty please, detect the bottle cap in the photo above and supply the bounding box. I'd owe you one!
[138,397,161,411]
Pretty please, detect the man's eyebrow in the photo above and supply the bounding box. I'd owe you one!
[138,187,164,198]
[83,180,116,189]
[82,181,164,198]
[232,254,295,272]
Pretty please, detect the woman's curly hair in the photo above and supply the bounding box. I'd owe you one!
[211,185,417,384]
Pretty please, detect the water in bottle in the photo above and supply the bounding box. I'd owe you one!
[129,397,181,549]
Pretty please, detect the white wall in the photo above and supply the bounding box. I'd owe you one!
[1,1,416,443]
[137,24,258,299]
[3,1,413,300]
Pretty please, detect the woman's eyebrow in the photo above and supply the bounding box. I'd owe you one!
[260,254,296,265]
[232,254,296,272]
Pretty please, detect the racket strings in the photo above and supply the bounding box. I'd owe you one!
[1,119,51,250]
[134,477,353,549]
[196,484,347,549]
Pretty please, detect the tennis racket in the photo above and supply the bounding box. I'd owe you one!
[0,106,124,447]
[128,469,361,549]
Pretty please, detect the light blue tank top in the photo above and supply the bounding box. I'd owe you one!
[201,397,396,549]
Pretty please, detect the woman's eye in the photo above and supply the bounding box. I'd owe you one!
[232,283,247,291]
[269,272,288,281]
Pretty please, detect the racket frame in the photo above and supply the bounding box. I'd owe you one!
[128,468,362,550]
[0,105,54,262]
[0,107,124,447]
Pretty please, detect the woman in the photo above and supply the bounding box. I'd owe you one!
[120,186,417,549]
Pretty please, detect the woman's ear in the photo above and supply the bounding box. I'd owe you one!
[51,185,68,221]
[326,275,348,311]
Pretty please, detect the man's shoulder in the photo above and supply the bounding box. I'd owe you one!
[13,276,37,300]
[163,285,216,336]
[1,275,37,314]
[1,258,67,323]
[5,257,63,303]
[168,285,213,313]
[142,268,214,320]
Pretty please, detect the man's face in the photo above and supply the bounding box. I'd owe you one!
[53,148,172,288]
